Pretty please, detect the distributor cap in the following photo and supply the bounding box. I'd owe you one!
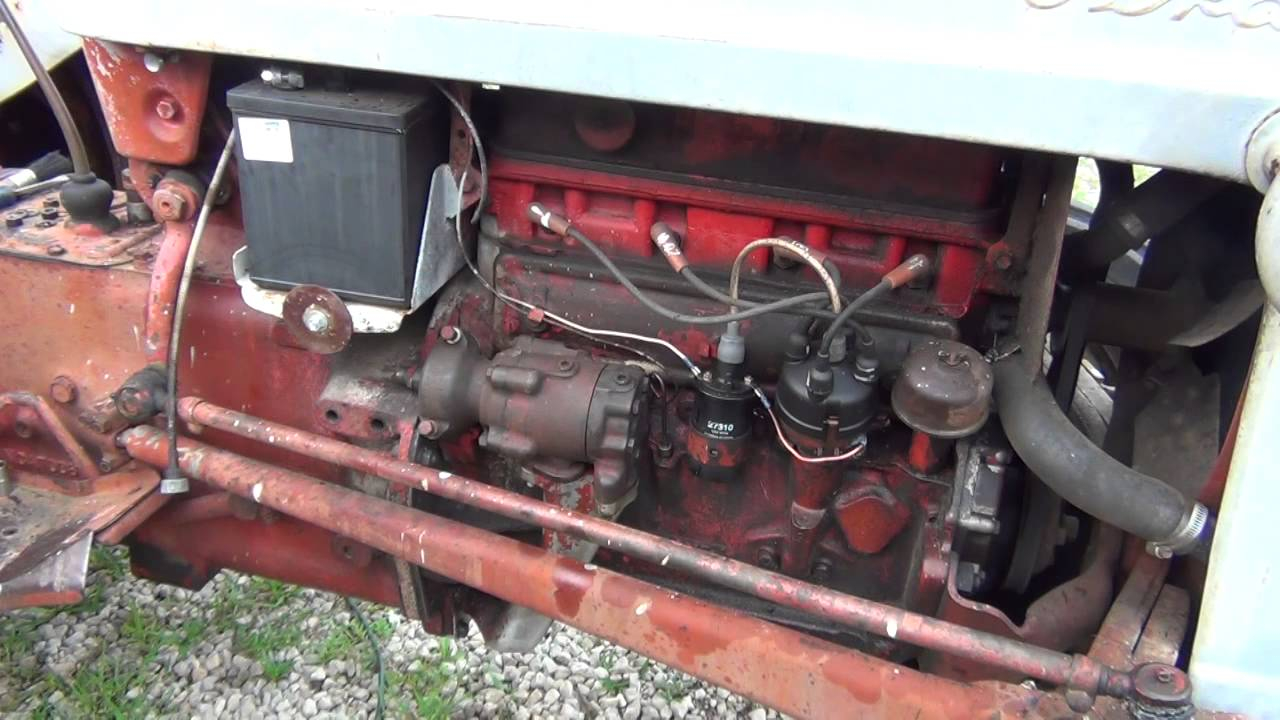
[775,356,876,443]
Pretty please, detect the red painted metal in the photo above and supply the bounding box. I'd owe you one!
[926,526,1122,684]
[0,391,99,485]
[0,466,159,609]
[781,460,842,576]
[82,40,213,166]
[1200,389,1244,510]
[489,158,996,318]
[97,490,169,544]
[128,494,401,607]
[175,396,1133,702]
[121,426,1060,719]
[143,222,194,362]
[833,478,912,555]
[907,431,948,474]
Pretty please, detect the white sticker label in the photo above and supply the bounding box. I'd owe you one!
[238,117,294,163]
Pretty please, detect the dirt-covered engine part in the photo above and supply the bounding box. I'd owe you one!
[416,332,649,512]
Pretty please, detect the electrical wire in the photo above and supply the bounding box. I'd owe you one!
[818,279,892,356]
[531,206,840,326]
[343,596,386,720]
[678,266,832,315]
[728,238,842,313]
[430,83,700,377]
[744,377,866,464]
[437,82,871,465]
[431,81,488,225]
[164,129,238,489]
[430,83,697,376]
[0,0,91,174]
[655,231,874,342]
[650,224,843,322]
[452,170,700,377]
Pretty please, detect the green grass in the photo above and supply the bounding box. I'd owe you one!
[262,657,295,682]
[600,677,629,695]
[238,622,303,660]
[386,636,465,720]
[120,603,210,658]
[318,604,394,670]
[0,610,51,711]
[391,664,455,720]
[52,652,156,719]
[3,545,451,715]
[438,636,457,663]
[0,547,137,712]
[597,650,617,671]
[656,677,692,702]
[89,545,130,582]
[248,577,304,608]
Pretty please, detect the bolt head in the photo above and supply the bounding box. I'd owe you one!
[440,326,462,344]
[142,52,165,73]
[49,376,78,404]
[45,243,65,256]
[5,214,23,228]
[1132,663,1192,708]
[155,98,177,121]
[756,546,778,569]
[152,188,188,222]
[116,387,150,418]
[994,251,1014,270]
[301,304,332,334]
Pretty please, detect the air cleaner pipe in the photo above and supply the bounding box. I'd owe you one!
[171,396,1132,705]
[121,426,1055,719]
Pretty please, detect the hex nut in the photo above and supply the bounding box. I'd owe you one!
[155,98,178,121]
[49,376,78,404]
[152,188,189,222]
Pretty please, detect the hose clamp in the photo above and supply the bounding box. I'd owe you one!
[1146,503,1210,559]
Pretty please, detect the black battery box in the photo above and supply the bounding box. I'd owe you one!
[227,80,442,306]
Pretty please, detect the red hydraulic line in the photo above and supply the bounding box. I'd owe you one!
[176,396,1130,705]
[120,426,1052,719]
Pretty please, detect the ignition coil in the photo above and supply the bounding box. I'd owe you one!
[689,332,754,482]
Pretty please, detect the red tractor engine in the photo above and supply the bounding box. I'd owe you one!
[2,44,1217,718]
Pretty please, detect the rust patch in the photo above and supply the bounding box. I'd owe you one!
[648,596,734,667]
[551,555,590,617]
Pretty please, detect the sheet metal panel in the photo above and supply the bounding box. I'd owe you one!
[47,0,1280,182]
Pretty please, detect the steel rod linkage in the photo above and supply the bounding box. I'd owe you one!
[120,426,1055,719]
[164,397,1133,707]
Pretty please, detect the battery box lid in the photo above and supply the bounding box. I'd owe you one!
[227,81,428,131]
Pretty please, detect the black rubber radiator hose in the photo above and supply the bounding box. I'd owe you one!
[993,360,1211,557]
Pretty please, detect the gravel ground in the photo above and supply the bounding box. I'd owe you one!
[0,546,783,719]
